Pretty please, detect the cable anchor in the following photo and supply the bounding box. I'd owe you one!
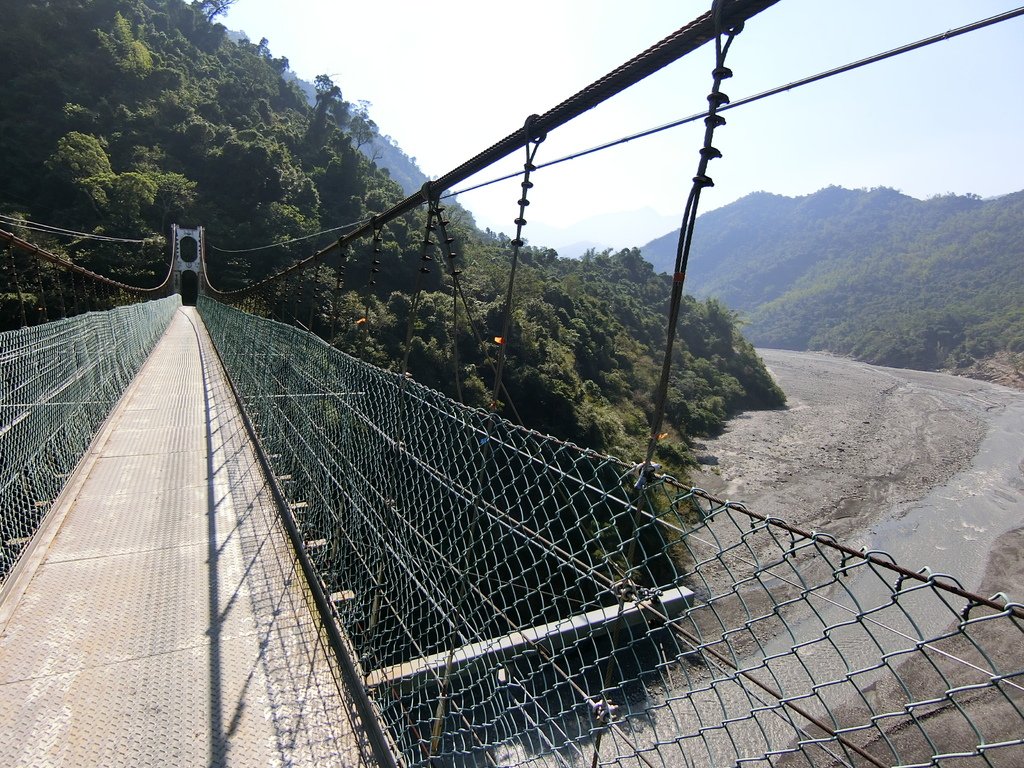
[614,578,661,604]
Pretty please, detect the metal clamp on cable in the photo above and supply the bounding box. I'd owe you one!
[632,460,662,489]
[522,112,547,144]
[614,578,662,605]
[589,696,620,726]
[419,180,435,203]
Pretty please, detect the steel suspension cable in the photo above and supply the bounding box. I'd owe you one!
[0,213,149,243]
[355,225,384,339]
[206,218,369,254]
[6,244,28,328]
[446,5,1024,202]
[431,200,464,403]
[203,0,780,300]
[398,199,440,380]
[53,267,68,320]
[490,119,544,411]
[0,228,174,295]
[32,260,49,324]
[329,244,346,343]
[590,6,739,764]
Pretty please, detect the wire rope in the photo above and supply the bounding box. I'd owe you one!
[443,6,1024,203]
[0,213,150,243]
[0,228,173,295]
[206,218,370,253]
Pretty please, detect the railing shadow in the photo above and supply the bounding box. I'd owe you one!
[187,309,373,766]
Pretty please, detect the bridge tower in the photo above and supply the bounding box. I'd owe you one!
[171,224,204,306]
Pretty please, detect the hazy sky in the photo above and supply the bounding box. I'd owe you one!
[222,1,1024,247]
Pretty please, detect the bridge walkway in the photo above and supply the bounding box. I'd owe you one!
[0,308,371,767]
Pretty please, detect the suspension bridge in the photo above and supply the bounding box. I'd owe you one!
[2,2,1023,766]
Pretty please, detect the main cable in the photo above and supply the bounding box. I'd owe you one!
[0,213,149,243]
[444,5,1024,201]
[207,218,370,253]
[0,228,171,293]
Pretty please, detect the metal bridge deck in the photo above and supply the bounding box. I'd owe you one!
[0,308,371,766]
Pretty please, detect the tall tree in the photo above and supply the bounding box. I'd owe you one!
[307,74,343,148]
[192,0,238,21]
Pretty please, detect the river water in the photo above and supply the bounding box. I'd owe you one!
[863,365,1024,593]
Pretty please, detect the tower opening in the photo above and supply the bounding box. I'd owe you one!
[179,236,198,263]
[180,270,199,306]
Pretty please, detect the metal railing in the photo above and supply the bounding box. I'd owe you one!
[199,297,1024,767]
[0,296,180,584]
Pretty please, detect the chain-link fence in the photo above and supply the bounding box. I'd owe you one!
[199,297,1024,767]
[0,296,180,584]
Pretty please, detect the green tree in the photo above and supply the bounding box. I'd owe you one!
[307,74,343,148]
[348,100,378,151]
[192,0,239,21]
[46,132,113,183]
[97,12,153,77]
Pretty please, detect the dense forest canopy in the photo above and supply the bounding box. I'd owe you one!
[0,0,785,474]
[642,186,1024,372]
[0,0,406,285]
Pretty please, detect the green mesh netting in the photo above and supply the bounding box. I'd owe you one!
[0,296,180,583]
[199,297,1024,768]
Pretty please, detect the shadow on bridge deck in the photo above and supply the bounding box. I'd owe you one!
[0,307,372,766]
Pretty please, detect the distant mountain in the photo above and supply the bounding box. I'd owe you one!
[548,240,607,259]
[641,187,1024,371]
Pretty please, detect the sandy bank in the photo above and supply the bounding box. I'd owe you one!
[692,348,1024,600]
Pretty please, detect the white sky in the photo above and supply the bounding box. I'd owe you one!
[222,1,1024,246]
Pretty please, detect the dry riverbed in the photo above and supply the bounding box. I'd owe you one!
[691,348,1024,601]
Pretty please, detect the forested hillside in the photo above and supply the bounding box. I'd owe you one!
[0,0,784,473]
[285,73,428,196]
[344,243,784,469]
[642,187,1024,372]
[0,0,409,287]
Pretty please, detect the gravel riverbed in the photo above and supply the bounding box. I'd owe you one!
[692,348,1024,601]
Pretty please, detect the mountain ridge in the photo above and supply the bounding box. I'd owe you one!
[641,186,1024,374]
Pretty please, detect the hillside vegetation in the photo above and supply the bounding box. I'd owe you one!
[345,242,785,469]
[0,0,412,288]
[642,187,1024,372]
[0,0,784,473]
